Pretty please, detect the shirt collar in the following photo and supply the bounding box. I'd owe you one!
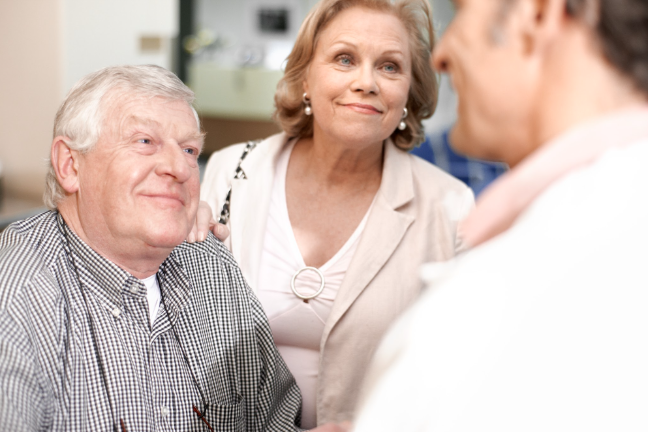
[57,214,193,317]
[460,105,648,248]
[58,213,136,309]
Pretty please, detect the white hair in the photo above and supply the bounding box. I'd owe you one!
[44,64,201,209]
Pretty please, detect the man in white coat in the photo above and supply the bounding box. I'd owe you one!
[354,0,648,430]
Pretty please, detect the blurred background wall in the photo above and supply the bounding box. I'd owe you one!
[0,0,458,225]
[0,0,63,204]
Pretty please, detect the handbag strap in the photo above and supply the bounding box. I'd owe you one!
[218,140,261,224]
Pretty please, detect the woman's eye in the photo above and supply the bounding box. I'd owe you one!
[337,55,352,66]
[383,64,397,73]
[137,138,152,144]
[184,148,197,155]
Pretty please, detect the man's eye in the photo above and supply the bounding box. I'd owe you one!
[138,138,152,144]
[184,148,197,155]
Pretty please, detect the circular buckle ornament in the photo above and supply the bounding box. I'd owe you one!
[291,266,325,300]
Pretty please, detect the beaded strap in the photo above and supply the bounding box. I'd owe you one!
[218,140,261,224]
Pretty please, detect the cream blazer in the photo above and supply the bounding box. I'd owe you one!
[201,132,474,425]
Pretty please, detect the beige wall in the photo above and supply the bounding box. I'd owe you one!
[0,0,63,202]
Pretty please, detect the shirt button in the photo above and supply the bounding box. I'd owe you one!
[130,285,139,294]
[111,307,121,317]
[160,406,170,417]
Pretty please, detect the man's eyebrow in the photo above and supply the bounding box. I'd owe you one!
[123,115,161,128]
[123,115,204,141]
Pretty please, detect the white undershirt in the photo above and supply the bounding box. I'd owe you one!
[140,274,161,325]
[256,139,374,428]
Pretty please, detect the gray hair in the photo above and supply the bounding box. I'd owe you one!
[44,64,200,209]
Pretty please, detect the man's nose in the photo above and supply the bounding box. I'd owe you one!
[156,142,193,182]
[431,35,450,73]
[351,63,379,94]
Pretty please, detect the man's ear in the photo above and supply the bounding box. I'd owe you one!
[518,0,566,56]
[51,137,81,194]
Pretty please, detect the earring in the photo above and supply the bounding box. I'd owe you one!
[303,93,312,116]
[398,107,408,131]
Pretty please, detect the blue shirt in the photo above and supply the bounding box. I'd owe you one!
[411,129,508,197]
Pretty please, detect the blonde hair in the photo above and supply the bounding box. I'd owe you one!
[44,65,199,209]
[273,0,437,150]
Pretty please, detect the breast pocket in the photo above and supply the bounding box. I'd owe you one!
[201,400,245,432]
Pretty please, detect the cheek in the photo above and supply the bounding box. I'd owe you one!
[187,174,201,199]
[112,160,152,191]
[310,72,347,103]
[385,80,411,114]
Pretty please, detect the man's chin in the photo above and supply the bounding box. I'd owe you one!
[141,224,192,250]
[448,125,477,158]
[450,124,502,162]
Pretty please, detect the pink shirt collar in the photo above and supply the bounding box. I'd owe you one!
[460,105,648,248]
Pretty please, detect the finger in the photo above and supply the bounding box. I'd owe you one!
[195,201,215,242]
[187,225,197,243]
[211,222,230,241]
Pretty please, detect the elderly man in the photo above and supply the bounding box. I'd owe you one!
[354,0,648,430]
[0,65,312,431]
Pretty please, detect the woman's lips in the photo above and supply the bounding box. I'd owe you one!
[343,103,383,114]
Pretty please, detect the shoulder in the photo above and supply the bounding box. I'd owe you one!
[0,212,62,310]
[171,233,254,298]
[408,152,473,198]
[399,151,475,222]
[201,132,288,203]
[170,235,263,330]
[203,132,288,177]
[172,232,239,269]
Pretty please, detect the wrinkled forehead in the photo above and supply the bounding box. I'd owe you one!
[100,90,202,141]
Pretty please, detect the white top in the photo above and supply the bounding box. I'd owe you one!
[256,139,374,429]
[354,140,648,431]
[140,274,161,326]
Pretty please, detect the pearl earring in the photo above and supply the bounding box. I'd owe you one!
[398,107,408,131]
[303,93,312,116]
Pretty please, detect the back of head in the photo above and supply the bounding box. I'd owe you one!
[44,65,197,209]
[274,0,437,150]
[568,0,648,96]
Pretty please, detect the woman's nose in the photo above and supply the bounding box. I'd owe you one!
[352,63,379,94]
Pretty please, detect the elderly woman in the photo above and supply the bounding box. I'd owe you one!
[200,0,474,427]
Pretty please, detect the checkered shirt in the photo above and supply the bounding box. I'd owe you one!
[0,211,302,431]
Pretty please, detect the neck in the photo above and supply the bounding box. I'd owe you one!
[293,127,384,187]
[58,201,169,279]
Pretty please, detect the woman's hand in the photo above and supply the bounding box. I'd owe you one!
[187,200,230,242]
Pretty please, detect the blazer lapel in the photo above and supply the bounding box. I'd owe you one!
[322,141,415,344]
[229,133,287,292]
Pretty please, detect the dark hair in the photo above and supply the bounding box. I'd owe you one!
[566,0,648,95]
